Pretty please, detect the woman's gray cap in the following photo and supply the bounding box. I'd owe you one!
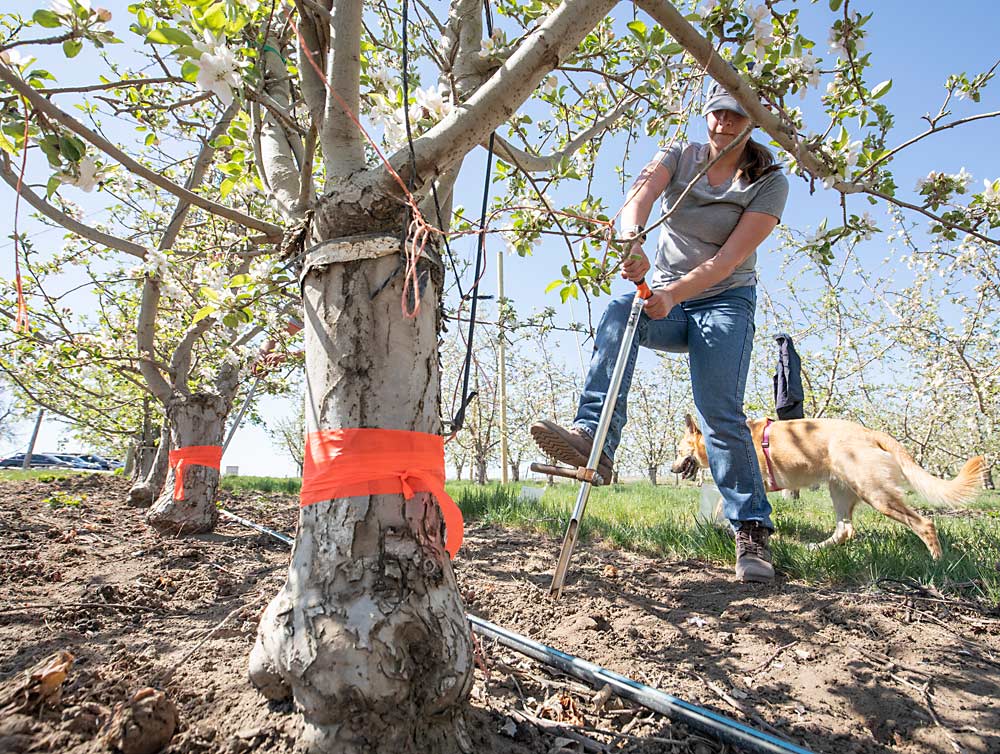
[702,80,748,117]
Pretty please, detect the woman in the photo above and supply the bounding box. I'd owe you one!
[531,81,789,583]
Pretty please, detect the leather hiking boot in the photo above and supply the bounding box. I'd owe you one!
[530,419,613,485]
[735,522,774,584]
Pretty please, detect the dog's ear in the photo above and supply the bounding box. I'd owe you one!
[684,413,700,435]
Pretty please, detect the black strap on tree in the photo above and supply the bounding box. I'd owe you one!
[400,0,495,433]
[450,0,497,433]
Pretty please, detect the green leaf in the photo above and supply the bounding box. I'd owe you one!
[58,136,82,161]
[229,273,251,287]
[829,0,843,10]
[62,39,83,58]
[33,9,63,28]
[626,20,646,40]
[199,286,220,302]
[662,42,684,56]
[181,60,200,82]
[0,129,15,156]
[192,305,216,323]
[201,2,228,31]
[544,279,562,294]
[870,79,892,99]
[146,27,193,46]
[46,175,62,198]
[219,177,236,198]
[144,132,156,146]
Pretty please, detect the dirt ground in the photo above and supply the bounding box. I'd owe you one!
[1,476,999,754]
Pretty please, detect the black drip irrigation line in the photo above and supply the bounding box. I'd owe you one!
[219,508,817,754]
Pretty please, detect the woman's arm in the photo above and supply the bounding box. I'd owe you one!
[644,211,778,318]
[619,160,672,282]
[620,160,672,231]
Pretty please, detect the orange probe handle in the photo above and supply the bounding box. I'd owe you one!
[635,279,652,300]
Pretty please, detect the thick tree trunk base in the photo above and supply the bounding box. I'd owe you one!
[250,241,472,754]
[127,425,170,508]
[147,393,226,535]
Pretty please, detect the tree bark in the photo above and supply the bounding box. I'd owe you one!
[127,424,170,508]
[475,455,488,485]
[647,465,657,486]
[249,232,473,754]
[509,460,520,482]
[146,392,227,533]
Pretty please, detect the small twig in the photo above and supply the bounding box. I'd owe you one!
[152,603,246,686]
[923,681,965,754]
[511,709,610,753]
[748,640,797,674]
[694,673,787,740]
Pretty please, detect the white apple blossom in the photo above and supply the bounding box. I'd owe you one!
[983,179,1000,205]
[51,0,88,16]
[916,171,940,191]
[368,65,394,90]
[696,0,719,18]
[61,156,104,192]
[844,140,862,169]
[858,211,876,241]
[0,49,35,69]
[415,83,452,121]
[193,31,244,105]
[828,27,845,56]
[954,167,972,190]
[478,36,496,59]
[57,197,83,219]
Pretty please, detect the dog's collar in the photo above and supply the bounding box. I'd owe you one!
[761,418,783,492]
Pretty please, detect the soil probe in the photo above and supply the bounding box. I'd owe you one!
[544,276,651,599]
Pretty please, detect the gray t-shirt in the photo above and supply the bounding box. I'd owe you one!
[651,142,789,300]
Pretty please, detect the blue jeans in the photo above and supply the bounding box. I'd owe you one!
[574,286,772,529]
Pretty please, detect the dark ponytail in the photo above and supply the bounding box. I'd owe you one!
[735,138,780,184]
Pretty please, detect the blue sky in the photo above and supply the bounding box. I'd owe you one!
[2,0,998,475]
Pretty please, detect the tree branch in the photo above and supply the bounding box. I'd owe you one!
[0,62,283,240]
[255,37,308,219]
[160,100,241,252]
[375,0,619,193]
[137,276,172,403]
[854,110,1000,183]
[322,0,365,177]
[0,153,148,259]
[293,0,329,137]
[492,95,637,172]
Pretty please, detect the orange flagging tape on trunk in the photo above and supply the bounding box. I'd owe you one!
[168,446,223,500]
[300,428,463,558]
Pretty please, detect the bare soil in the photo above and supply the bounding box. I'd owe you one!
[1,475,999,754]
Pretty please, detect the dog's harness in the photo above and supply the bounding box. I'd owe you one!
[761,418,783,492]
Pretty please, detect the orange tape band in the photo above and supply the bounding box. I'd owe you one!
[300,428,463,558]
[168,445,223,500]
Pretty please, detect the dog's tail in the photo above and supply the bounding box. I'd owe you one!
[880,436,985,506]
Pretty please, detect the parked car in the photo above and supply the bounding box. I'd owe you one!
[68,453,117,470]
[49,454,103,470]
[0,453,67,468]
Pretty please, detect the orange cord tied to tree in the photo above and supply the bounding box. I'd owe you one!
[300,428,463,558]
[168,446,223,500]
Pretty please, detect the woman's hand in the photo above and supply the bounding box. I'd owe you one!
[643,288,675,320]
[621,241,650,282]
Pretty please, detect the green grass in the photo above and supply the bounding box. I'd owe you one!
[6,467,998,604]
[219,475,301,494]
[451,481,1000,606]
